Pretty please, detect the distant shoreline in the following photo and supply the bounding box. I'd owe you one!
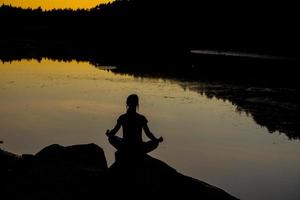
[191,49,296,61]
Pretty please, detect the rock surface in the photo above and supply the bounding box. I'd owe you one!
[1,144,238,199]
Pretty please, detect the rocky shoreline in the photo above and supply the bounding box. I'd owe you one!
[1,143,238,199]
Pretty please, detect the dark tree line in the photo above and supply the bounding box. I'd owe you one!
[1,0,299,59]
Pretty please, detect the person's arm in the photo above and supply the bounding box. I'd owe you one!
[143,123,163,142]
[106,121,121,137]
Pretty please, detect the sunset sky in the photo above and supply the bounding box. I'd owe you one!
[0,0,114,10]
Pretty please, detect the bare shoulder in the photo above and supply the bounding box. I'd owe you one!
[137,113,148,123]
[117,113,127,122]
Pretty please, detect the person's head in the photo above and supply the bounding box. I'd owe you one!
[126,94,139,111]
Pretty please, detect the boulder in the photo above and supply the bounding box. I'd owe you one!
[109,153,238,199]
[0,148,20,170]
[34,143,107,169]
[1,144,238,199]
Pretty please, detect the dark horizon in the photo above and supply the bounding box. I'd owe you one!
[1,1,300,57]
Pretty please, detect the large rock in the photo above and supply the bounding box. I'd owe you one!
[109,154,238,199]
[1,144,238,199]
[34,143,107,169]
[2,144,109,200]
[0,148,20,171]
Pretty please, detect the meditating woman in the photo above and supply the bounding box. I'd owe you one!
[106,94,163,155]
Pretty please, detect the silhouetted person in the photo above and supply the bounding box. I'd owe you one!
[106,94,163,158]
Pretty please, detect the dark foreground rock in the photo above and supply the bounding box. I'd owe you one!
[1,144,238,199]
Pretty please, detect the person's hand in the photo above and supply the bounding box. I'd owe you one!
[157,136,163,143]
[105,130,110,137]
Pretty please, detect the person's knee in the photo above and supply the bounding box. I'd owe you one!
[108,136,114,143]
[143,141,159,153]
[108,136,118,146]
[153,140,159,147]
[109,136,124,150]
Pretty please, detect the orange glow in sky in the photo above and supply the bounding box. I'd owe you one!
[0,0,114,10]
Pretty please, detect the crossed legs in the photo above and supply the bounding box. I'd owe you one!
[108,135,159,154]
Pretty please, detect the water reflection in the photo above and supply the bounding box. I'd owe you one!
[109,67,300,140]
[1,59,300,200]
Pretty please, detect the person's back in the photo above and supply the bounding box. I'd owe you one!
[118,112,147,145]
[106,94,163,155]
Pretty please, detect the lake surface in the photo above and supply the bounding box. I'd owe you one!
[1,59,300,200]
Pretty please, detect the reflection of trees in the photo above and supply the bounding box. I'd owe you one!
[108,66,300,140]
[189,84,300,140]
[0,52,299,139]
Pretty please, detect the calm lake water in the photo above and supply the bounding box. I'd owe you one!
[1,59,300,200]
